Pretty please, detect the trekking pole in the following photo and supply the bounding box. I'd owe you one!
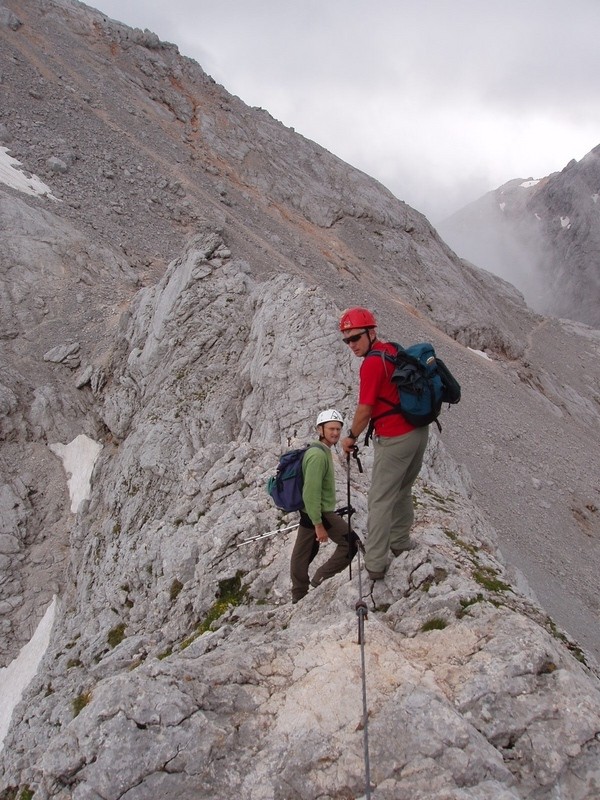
[346,444,371,799]
[356,593,372,799]
[352,446,366,637]
[346,451,353,581]
[237,522,299,547]
[345,446,364,581]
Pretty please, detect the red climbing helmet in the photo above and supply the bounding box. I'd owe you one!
[339,307,377,331]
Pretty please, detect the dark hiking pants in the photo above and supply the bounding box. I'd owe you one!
[290,510,351,602]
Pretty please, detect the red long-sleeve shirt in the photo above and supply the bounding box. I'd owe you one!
[359,341,415,437]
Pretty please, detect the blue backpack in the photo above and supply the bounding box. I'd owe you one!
[267,445,317,512]
[367,342,461,433]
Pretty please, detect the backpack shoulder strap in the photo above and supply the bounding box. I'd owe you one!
[313,442,329,454]
[303,442,329,458]
[363,343,405,445]
[365,342,401,365]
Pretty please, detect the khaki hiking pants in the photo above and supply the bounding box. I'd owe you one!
[365,426,429,575]
[290,511,351,602]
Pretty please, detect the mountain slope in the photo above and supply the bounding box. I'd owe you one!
[437,148,600,327]
[1,1,600,797]
[3,231,600,799]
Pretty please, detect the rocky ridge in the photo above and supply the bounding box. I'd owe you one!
[1,1,600,798]
[2,232,600,799]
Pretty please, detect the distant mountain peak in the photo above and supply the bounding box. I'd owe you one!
[438,146,600,327]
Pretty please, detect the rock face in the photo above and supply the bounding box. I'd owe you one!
[1,1,600,798]
[437,147,600,328]
[3,235,600,800]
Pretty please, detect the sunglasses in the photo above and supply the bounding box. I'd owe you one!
[343,330,368,345]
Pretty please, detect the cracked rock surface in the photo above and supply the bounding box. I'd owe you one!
[1,2,600,798]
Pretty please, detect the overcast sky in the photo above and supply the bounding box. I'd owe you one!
[94,0,600,222]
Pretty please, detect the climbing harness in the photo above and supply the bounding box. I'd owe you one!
[347,446,372,799]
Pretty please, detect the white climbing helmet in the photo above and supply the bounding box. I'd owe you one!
[316,408,344,427]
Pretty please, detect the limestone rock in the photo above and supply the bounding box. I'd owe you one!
[43,343,81,369]
[1,3,600,799]
[0,7,21,31]
[2,239,599,799]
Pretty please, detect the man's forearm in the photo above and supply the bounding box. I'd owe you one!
[342,404,372,452]
[348,404,372,438]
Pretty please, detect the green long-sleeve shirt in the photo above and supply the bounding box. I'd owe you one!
[301,442,336,525]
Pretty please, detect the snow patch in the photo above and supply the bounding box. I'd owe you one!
[520,179,540,188]
[0,146,58,199]
[498,202,506,211]
[0,597,56,751]
[468,347,492,361]
[49,434,103,513]
[560,216,571,229]
[592,193,599,204]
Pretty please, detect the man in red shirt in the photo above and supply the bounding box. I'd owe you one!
[339,307,428,581]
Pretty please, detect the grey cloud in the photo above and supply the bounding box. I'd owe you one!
[96,0,600,220]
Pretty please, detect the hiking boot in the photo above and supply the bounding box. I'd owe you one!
[367,569,386,581]
[391,538,416,557]
[292,590,308,604]
[310,576,324,589]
